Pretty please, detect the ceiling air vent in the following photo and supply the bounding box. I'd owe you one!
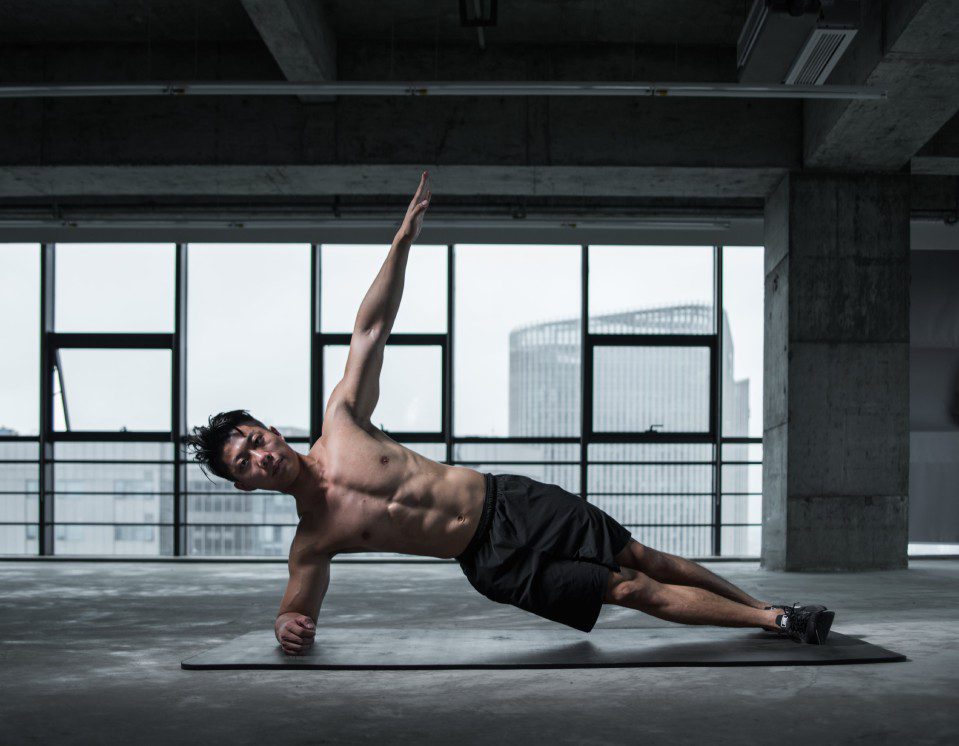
[784,27,858,84]
[738,1,859,85]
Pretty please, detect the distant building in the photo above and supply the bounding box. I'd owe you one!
[508,304,750,555]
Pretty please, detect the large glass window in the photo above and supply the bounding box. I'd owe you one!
[51,442,173,556]
[454,442,580,494]
[323,345,443,432]
[592,346,711,433]
[720,245,764,556]
[187,244,310,435]
[454,244,581,437]
[321,244,447,333]
[588,443,714,556]
[54,349,171,432]
[55,243,175,332]
[0,442,39,556]
[0,239,766,558]
[589,245,714,333]
[721,246,763,438]
[0,244,39,436]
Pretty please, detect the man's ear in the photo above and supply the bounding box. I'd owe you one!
[233,481,254,493]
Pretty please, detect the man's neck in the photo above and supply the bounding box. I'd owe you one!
[283,450,326,502]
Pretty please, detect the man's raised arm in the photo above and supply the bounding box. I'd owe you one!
[353,171,431,336]
[329,172,431,422]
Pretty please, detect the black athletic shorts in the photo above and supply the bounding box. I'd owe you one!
[456,473,633,633]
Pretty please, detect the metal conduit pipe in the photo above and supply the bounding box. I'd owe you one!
[0,217,732,230]
[0,80,885,100]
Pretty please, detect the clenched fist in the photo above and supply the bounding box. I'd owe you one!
[275,613,316,656]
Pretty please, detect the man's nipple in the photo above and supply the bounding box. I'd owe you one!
[380,456,389,465]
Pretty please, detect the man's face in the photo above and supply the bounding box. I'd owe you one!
[221,423,298,492]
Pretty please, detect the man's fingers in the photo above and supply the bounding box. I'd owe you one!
[411,170,429,203]
[291,618,315,635]
[280,634,311,648]
[282,629,315,644]
[280,637,314,654]
[290,616,315,632]
[292,624,315,638]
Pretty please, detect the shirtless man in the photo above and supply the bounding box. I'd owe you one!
[186,171,835,655]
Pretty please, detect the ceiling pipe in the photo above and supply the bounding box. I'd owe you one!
[0,80,885,100]
[0,215,730,231]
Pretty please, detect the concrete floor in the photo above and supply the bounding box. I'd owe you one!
[1,560,957,745]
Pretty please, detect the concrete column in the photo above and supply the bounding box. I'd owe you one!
[762,172,910,571]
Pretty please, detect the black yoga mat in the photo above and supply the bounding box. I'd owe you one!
[181,627,905,670]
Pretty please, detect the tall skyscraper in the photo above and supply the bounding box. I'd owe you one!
[509,304,750,555]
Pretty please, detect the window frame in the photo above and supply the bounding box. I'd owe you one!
[0,240,764,558]
[35,243,187,555]
[585,333,718,442]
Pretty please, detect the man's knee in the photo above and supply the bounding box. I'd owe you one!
[614,538,662,571]
[603,567,655,606]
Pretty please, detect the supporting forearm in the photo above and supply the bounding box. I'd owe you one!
[353,237,412,336]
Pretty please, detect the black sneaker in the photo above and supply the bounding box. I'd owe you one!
[776,605,836,644]
[765,602,827,613]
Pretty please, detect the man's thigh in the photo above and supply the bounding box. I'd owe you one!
[510,553,611,633]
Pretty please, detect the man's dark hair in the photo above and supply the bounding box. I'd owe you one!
[185,409,266,481]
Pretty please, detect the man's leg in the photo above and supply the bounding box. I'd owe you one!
[603,566,781,630]
[614,539,770,611]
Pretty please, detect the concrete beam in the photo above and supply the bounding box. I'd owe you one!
[239,0,336,95]
[912,109,959,174]
[0,39,798,174]
[0,91,800,170]
[0,164,786,200]
[804,0,959,171]
[911,157,959,176]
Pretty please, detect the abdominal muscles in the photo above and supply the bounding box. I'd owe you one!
[336,488,462,557]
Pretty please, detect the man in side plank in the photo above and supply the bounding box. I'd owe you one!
[186,172,834,655]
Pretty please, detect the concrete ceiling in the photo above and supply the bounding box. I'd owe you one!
[0,0,261,42]
[0,0,748,45]
[1,0,958,224]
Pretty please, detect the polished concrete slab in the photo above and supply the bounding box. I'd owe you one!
[182,628,903,670]
[2,559,957,745]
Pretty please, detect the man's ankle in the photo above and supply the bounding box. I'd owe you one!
[760,609,782,632]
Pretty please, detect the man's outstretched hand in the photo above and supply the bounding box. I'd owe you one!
[275,613,316,656]
[396,170,431,245]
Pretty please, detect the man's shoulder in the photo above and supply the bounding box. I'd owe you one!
[289,521,334,566]
[320,396,370,432]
